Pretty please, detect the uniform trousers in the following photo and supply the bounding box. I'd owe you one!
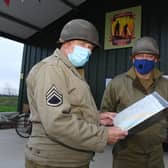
[112,144,165,168]
[25,159,89,168]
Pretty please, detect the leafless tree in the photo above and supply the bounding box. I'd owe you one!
[3,83,18,96]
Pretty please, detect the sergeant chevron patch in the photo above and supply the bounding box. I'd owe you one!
[46,85,63,107]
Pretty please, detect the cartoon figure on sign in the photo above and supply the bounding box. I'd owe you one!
[111,12,135,46]
[114,20,121,37]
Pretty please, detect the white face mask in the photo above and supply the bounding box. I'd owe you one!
[68,45,91,67]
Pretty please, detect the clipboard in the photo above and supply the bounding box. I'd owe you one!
[113,91,168,131]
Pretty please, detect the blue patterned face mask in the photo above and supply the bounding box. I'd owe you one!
[68,45,91,67]
[134,59,155,74]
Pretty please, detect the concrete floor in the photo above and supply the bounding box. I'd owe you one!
[0,129,168,168]
[0,129,26,168]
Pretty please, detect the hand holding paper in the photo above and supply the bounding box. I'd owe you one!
[100,112,116,126]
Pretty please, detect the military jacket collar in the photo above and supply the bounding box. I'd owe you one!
[126,66,163,81]
[53,49,84,80]
[126,66,163,94]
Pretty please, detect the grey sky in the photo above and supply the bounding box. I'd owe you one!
[0,37,24,94]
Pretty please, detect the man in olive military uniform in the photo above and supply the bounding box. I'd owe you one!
[101,36,168,168]
[25,19,128,168]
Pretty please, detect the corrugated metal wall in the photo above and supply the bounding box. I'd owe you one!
[18,45,53,111]
[18,0,168,111]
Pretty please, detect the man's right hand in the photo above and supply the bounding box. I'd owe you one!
[107,127,128,144]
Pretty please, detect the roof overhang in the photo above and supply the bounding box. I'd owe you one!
[0,0,86,44]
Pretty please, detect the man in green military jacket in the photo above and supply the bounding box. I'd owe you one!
[25,19,128,168]
[101,36,168,168]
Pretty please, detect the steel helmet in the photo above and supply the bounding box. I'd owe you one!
[59,19,100,47]
[132,36,159,57]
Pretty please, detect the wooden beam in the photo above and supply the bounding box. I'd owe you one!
[0,11,41,31]
[61,0,78,10]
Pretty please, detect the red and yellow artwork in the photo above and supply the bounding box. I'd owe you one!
[104,6,141,50]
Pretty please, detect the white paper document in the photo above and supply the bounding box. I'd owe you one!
[113,92,168,131]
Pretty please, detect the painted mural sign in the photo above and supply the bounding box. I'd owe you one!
[104,6,141,50]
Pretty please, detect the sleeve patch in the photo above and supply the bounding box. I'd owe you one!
[46,85,63,107]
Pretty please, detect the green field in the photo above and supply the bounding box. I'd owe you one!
[0,96,18,112]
